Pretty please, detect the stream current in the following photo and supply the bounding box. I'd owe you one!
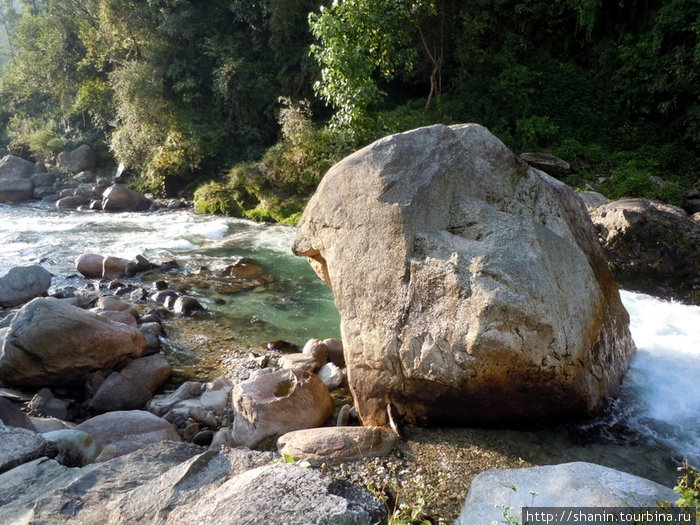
[1,202,698,483]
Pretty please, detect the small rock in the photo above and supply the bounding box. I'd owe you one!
[173,296,204,316]
[120,354,172,394]
[88,372,153,413]
[188,407,219,430]
[317,362,345,390]
[41,429,101,467]
[323,338,345,366]
[192,429,213,447]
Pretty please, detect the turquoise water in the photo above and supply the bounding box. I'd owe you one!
[0,202,340,347]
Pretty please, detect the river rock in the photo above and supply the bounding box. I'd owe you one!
[28,388,73,420]
[231,368,333,448]
[279,352,322,374]
[317,362,345,390]
[0,397,36,430]
[139,321,163,351]
[120,354,172,393]
[278,426,398,465]
[56,194,88,209]
[0,177,33,202]
[173,295,204,315]
[41,428,101,467]
[456,462,677,525]
[101,184,152,212]
[0,155,34,180]
[164,462,385,525]
[519,151,572,178]
[147,381,205,417]
[76,253,105,278]
[97,309,138,327]
[57,144,95,173]
[0,423,57,474]
[76,410,181,461]
[0,297,146,387]
[0,265,52,308]
[324,337,345,366]
[88,371,153,413]
[102,255,132,279]
[293,123,636,426]
[30,171,55,187]
[578,190,608,209]
[589,197,700,304]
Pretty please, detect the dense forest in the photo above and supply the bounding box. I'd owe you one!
[0,0,697,223]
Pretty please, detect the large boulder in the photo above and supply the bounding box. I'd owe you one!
[0,155,34,180]
[0,423,57,474]
[456,462,676,525]
[0,297,146,387]
[0,265,52,308]
[56,144,95,173]
[0,178,33,203]
[101,184,152,212]
[589,198,700,304]
[293,124,636,426]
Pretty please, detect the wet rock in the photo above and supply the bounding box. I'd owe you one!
[57,144,95,173]
[101,184,151,212]
[231,368,333,448]
[0,423,57,474]
[0,265,52,308]
[221,259,266,280]
[173,295,204,316]
[120,354,172,393]
[33,186,57,200]
[41,429,101,467]
[456,462,677,525]
[0,297,146,387]
[151,289,179,306]
[102,255,132,279]
[76,253,105,278]
[0,397,36,430]
[139,321,163,351]
[165,462,385,525]
[294,123,636,426]
[0,178,33,203]
[76,410,181,461]
[278,426,398,465]
[56,194,89,209]
[89,371,153,413]
[96,295,139,317]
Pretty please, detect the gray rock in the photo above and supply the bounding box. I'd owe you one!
[0,297,146,387]
[278,426,398,466]
[578,190,608,209]
[317,361,345,390]
[89,371,153,413]
[74,182,97,198]
[28,388,73,420]
[0,177,33,202]
[0,423,57,474]
[0,155,34,180]
[0,265,52,308]
[55,194,89,209]
[33,185,57,200]
[324,337,345,366]
[101,184,152,212]
[120,354,172,394]
[110,448,274,525]
[164,462,385,525]
[590,197,700,304]
[0,442,200,524]
[76,410,181,461]
[30,171,55,187]
[293,123,635,426]
[173,295,204,315]
[0,397,36,430]
[520,151,572,178]
[147,381,204,417]
[456,462,677,525]
[232,368,333,448]
[57,144,95,173]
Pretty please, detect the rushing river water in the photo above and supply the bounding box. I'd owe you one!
[1,202,698,476]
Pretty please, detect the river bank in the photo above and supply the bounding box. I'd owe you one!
[1,202,698,523]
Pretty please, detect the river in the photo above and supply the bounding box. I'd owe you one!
[1,202,698,475]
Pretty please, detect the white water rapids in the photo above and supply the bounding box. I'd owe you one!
[0,202,698,466]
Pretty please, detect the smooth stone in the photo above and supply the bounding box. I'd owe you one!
[41,429,101,467]
[88,371,153,413]
[278,426,398,465]
[317,362,345,390]
[120,354,172,394]
[0,265,52,308]
[0,397,36,430]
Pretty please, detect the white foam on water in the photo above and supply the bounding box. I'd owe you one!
[619,290,700,461]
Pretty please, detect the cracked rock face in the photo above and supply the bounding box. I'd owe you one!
[293,123,636,426]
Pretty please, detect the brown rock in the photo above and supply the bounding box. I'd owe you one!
[278,426,398,465]
[76,253,105,278]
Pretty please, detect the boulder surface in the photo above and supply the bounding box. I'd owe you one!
[0,297,146,387]
[293,123,636,426]
[0,265,52,308]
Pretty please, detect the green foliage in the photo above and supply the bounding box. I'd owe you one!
[674,460,700,509]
